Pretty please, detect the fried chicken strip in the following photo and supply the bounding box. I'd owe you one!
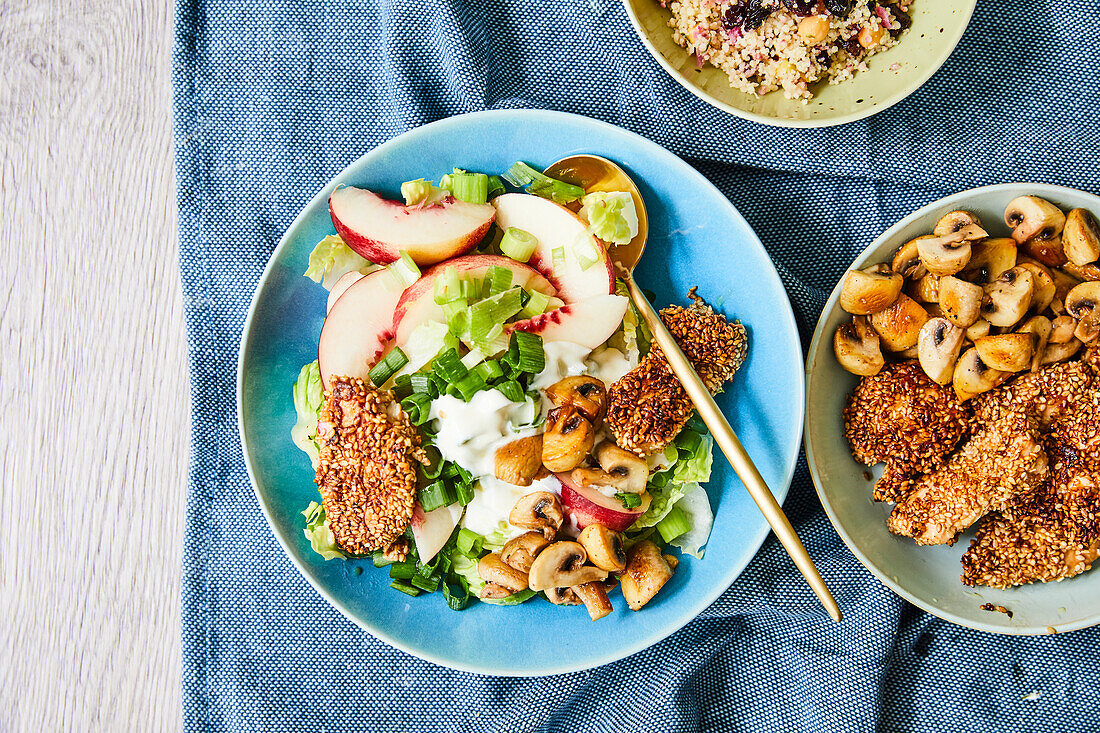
[887,411,1049,545]
[606,289,747,455]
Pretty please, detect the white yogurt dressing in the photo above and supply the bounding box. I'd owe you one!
[428,390,538,478]
[462,475,562,538]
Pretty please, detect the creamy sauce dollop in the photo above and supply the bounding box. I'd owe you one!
[428,390,538,478]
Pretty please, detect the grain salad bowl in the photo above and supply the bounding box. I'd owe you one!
[623,0,975,127]
[805,183,1100,634]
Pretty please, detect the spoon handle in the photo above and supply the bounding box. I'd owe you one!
[623,275,842,622]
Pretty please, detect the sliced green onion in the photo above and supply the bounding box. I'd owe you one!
[434,266,464,304]
[485,265,514,295]
[388,251,421,289]
[389,562,416,579]
[446,172,489,204]
[432,348,468,385]
[656,505,691,542]
[460,277,480,302]
[368,347,409,386]
[460,349,485,370]
[494,380,525,403]
[500,227,538,263]
[471,360,504,384]
[520,290,551,319]
[372,551,395,568]
[546,296,565,311]
[468,288,523,343]
[447,307,470,338]
[478,328,509,357]
[391,373,414,399]
[616,492,643,509]
[552,246,566,271]
[486,175,505,200]
[452,372,487,402]
[441,576,470,610]
[456,528,485,556]
[399,392,433,425]
[409,373,436,394]
[512,331,545,374]
[648,471,670,489]
[419,480,457,512]
[389,579,421,597]
[411,573,441,593]
[501,162,584,204]
[420,445,444,480]
[573,237,601,271]
[455,480,476,506]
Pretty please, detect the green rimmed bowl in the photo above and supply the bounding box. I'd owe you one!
[805,183,1100,634]
[623,0,976,127]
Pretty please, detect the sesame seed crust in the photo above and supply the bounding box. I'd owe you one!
[843,361,971,501]
[314,376,426,556]
[887,411,1049,545]
[607,289,748,456]
[972,361,1095,431]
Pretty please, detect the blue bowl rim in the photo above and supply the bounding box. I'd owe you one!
[237,108,805,674]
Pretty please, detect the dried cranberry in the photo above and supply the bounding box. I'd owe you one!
[721,4,746,29]
[825,0,853,16]
[845,36,862,55]
[722,0,774,31]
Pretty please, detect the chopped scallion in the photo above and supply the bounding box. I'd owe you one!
[433,266,463,304]
[452,372,486,401]
[455,481,476,506]
[552,246,566,271]
[389,579,421,597]
[368,347,409,386]
[460,349,485,370]
[419,480,457,512]
[456,528,485,556]
[494,380,525,403]
[512,331,545,374]
[656,505,691,542]
[500,227,538,263]
[411,573,441,593]
[389,562,416,579]
[431,348,468,385]
[520,289,551,318]
[501,162,585,204]
[446,172,489,204]
[486,175,505,200]
[471,360,504,384]
[372,551,395,568]
[388,250,421,289]
[485,265,513,295]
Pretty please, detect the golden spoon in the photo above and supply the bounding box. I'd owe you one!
[546,155,842,622]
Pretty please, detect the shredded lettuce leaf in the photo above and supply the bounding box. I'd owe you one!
[291,360,324,469]
[633,480,693,529]
[607,279,651,357]
[396,321,459,377]
[633,429,713,528]
[301,501,347,561]
[579,191,639,245]
[667,486,713,559]
[401,178,450,206]
[304,235,374,290]
[672,432,714,484]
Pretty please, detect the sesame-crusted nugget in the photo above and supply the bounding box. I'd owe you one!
[961,470,1100,588]
[1084,344,1100,378]
[887,411,1050,545]
[843,361,971,501]
[606,289,747,455]
[972,361,1095,431]
[314,376,426,556]
[1046,389,1100,473]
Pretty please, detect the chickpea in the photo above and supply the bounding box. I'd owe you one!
[798,16,830,45]
[859,24,888,48]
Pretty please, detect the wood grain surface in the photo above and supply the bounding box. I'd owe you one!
[1,0,186,729]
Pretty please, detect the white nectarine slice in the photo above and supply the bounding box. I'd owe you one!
[326,271,364,314]
[509,294,628,349]
[329,186,495,266]
[558,472,651,532]
[492,193,615,302]
[410,503,464,564]
[317,269,402,389]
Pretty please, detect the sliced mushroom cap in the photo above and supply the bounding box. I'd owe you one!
[839,264,905,315]
[509,491,564,540]
[938,275,984,327]
[1005,195,1066,243]
[974,333,1035,373]
[1017,316,1052,372]
[953,347,1011,402]
[577,523,627,572]
[594,441,648,493]
[620,540,675,611]
[962,238,1018,283]
[545,376,607,423]
[1050,268,1083,315]
[527,541,608,591]
[573,581,613,621]
[833,317,885,376]
[1041,338,1083,365]
[1062,261,1100,283]
[494,435,544,487]
[1015,261,1056,314]
[1049,315,1078,344]
[909,273,941,304]
[1066,282,1100,343]
[1062,208,1100,266]
[543,586,581,605]
[917,235,972,276]
[917,318,964,385]
[981,266,1035,328]
[933,210,985,237]
[478,552,529,593]
[892,237,931,280]
[966,319,992,341]
[541,406,595,473]
[501,531,550,573]
[871,294,931,351]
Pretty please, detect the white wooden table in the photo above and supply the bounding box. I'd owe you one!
[1,0,186,728]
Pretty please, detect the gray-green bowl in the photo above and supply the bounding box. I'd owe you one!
[805,183,1100,634]
[623,0,975,127]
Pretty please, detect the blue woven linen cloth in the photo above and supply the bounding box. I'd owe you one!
[174,0,1100,730]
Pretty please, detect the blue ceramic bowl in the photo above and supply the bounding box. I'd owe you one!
[238,110,804,675]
